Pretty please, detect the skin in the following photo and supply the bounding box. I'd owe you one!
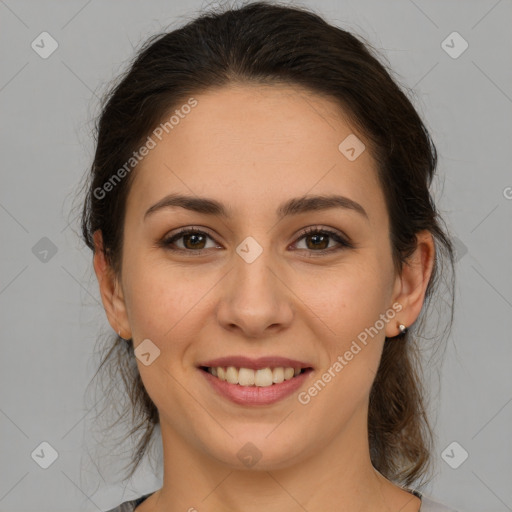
[93,83,434,512]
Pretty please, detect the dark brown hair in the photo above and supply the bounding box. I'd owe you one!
[80,0,455,489]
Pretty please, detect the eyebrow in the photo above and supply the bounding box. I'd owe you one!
[144,193,369,221]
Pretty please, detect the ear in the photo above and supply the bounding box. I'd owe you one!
[92,230,131,340]
[385,230,435,338]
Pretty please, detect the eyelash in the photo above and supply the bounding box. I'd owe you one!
[160,225,353,257]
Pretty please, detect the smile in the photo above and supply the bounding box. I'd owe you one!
[199,365,314,406]
[200,366,309,387]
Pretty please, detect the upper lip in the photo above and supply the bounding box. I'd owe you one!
[198,356,313,370]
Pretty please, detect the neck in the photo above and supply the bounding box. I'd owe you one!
[140,406,420,512]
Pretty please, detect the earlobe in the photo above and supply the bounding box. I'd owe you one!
[92,230,132,339]
[386,230,435,338]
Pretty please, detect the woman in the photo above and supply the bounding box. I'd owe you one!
[81,2,459,510]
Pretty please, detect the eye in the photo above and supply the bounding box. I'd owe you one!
[161,227,219,255]
[160,226,352,256]
[292,226,353,256]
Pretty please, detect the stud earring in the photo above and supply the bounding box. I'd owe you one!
[118,330,129,341]
[398,323,408,335]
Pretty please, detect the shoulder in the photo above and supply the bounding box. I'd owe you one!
[420,495,461,511]
[103,493,153,512]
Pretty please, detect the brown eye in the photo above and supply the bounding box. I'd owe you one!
[162,228,218,254]
[293,227,352,255]
[181,232,207,250]
[303,232,330,250]
[160,226,352,256]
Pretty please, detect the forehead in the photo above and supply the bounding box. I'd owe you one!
[127,83,384,222]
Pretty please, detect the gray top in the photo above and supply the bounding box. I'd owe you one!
[104,489,460,511]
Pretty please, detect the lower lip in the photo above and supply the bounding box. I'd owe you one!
[199,368,312,406]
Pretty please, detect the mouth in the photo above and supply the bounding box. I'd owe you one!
[197,356,314,406]
[199,365,313,387]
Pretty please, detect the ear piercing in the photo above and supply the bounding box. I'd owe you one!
[398,323,408,335]
[118,330,129,341]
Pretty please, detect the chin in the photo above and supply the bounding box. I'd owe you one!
[202,431,309,472]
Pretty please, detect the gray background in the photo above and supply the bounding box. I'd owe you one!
[1,0,511,510]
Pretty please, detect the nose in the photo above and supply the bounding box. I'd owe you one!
[215,247,294,339]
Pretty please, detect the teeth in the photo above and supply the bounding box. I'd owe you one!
[272,367,284,384]
[226,366,238,384]
[239,367,255,386]
[207,366,304,387]
[254,368,273,387]
[284,367,294,380]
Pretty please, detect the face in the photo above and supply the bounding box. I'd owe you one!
[96,83,422,471]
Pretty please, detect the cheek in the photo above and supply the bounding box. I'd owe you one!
[300,268,391,411]
[122,256,218,350]
[298,262,391,344]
